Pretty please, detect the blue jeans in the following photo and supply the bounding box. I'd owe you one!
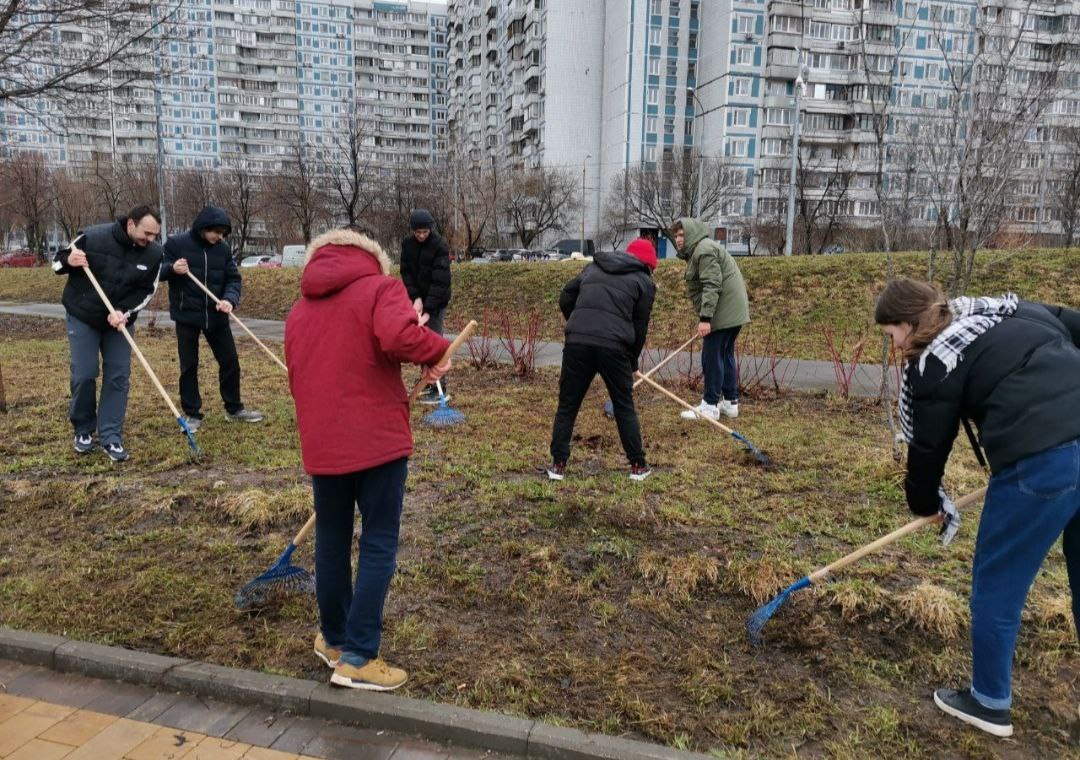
[969,438,1080,709]
[313,457,408,664]
[66,313,133,445]
[701,325,741,406]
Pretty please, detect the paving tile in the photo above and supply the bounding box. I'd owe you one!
[0,710,68,756]
[3,667,59,697]
[64,717,160,760]
[297,724,399,760]
[153,695,252,738]
[0,693,35,724]
[125,692,187,723]
[388,742,450,760]
[4,738,76,760]
[23,700,78,721]
[6,672,104,710]
[268,717,327,753]
[124,725,204,760]
[186,737,250,760]
[223,711,296,747]
[85,682,158,719]
[0,659,36,688]
[39,709,118,746]
[239,749,298,760]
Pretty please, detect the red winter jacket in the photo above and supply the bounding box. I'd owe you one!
[285,230,450,475]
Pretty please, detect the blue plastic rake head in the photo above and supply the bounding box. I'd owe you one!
[747,576,811,646]
[421,381,466,428]
[234,543,316,610]
[177,416,202,456]
[730,430,772,467]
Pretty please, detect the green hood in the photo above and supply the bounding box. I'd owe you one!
[676,217,710,260]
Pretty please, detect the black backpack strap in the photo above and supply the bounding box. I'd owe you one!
[961,417,989,472]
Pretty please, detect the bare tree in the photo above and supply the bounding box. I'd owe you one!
[170,167,217,231]
[51,165,97,241]
[0,0,184,104]
[599,175,634,251]
[323,112,378,228]
[616,149,739,247]
[265,139,326,244]
[1051,125,1080,248]
[501,166,579,249]
[87,157,125,220]
[2,151,52,255]
[120,156,161,217]
[218,162,262,261]
[428,134,499,255]
[794,150,853,255]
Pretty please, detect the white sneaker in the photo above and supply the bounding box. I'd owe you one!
[680,401,719,421]
[719,400,739,419]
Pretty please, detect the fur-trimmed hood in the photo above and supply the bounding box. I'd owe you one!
[301,229,392,299]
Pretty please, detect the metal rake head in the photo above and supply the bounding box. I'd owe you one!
[747,576,811,646]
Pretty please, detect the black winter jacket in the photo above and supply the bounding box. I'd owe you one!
[904,300,1080,515]
[400,231,451,314]
[161,206,241,330]
[559,252,656,365]
[53,218,163,331]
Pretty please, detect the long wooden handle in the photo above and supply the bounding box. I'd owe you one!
[185,271,288,372]
[633,333,697,388]
[292,512,316,547]
[84,266,184,421]
[408,319,478,402]
[634,371,736,435]
[808,486,988,583]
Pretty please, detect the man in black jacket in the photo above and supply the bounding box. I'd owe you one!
[52,206,163,462]
[161,206,263,431]
[547,238,657,482]
[400,209,451,404]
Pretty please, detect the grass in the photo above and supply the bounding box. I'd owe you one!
[4,247,1080,361]
[0,313,1076,758]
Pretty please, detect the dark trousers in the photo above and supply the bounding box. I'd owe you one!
[176,322,242,417]
[550,343,645,466]
[425,307,446,394]
[702,325,742,405]
[968,438,1080,709]
[313,457,408,663]
[66,313,132,446]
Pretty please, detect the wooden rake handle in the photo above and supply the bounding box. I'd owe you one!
[634,371,737,436]
[633,333,697,389]
[293,512,316,547]
[185,271,288,372]
[83,266,184,421]
[808,486,988,583]
[408,319,478,402]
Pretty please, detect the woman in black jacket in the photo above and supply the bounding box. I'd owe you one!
[400,209,451,404]
[875,278,1080,739]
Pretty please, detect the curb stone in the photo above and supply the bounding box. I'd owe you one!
[0,627,712,760]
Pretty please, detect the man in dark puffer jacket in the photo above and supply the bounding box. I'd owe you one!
[547,238,657,482]
[161,205,263,430]
[400,209,451,403]
[53,206,163,462]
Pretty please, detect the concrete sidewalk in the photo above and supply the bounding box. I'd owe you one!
[0,301,892,399]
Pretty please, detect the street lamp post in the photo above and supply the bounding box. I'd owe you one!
[687,87,706,219]
[784,53,808,257]
[581,153,591,256]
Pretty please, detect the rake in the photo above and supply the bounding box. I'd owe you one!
[634,371,771,466]
[185,271,288,371]
[421,379,466,427]
[605,333,697,418]
[234,513,316,610]
[83,265,200,455]
[408,319,478,401]
[747,486,987,645]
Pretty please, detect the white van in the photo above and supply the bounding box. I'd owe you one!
[281,244,307,268]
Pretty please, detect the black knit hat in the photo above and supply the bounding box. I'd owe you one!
[409,209,436,230]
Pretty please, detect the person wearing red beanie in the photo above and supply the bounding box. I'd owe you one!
[626,237,658,271]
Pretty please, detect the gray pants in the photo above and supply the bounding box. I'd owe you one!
[67,313,133,446]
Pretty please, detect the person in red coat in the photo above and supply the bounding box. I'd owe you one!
[285,227,450,691]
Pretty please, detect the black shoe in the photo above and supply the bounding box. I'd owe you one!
[629,464,652,482]
[104,442,130,462]
[73,434,96,454]
[933,688,1013,738]
[546,461,566,481]
[417,387,440,405]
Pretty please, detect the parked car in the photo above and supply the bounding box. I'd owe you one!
[0,249,38,267]
[258,255,283,269]
[552,238,595,257]
[240,254,275,268]
[822,244,845,255]
[281,244,306,267]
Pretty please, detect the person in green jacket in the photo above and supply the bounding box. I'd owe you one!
[672,217,750,421]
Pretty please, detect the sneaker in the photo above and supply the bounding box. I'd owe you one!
[73,434,96,454]
[629,464,652,482]
[933,688,1013,738]
[602,399,615,418]
[680,401,720,421]
[720,400,739,419]
[330,658,407,691]
[103,442,129,462]
[183,416,202,433]
[417,386,440,405]
[313,632,341,669]
[547,461,566,481]
[226,409,264,423]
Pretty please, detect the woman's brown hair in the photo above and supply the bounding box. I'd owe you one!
[874,278,953,359]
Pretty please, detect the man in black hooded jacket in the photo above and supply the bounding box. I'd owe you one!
[161,205,263,430]
[400,209,451,403]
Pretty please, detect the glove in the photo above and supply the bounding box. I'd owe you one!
[938,487,960,547]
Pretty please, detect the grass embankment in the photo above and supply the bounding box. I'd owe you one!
[0,313,1076,758]
[4,248,1080,361]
